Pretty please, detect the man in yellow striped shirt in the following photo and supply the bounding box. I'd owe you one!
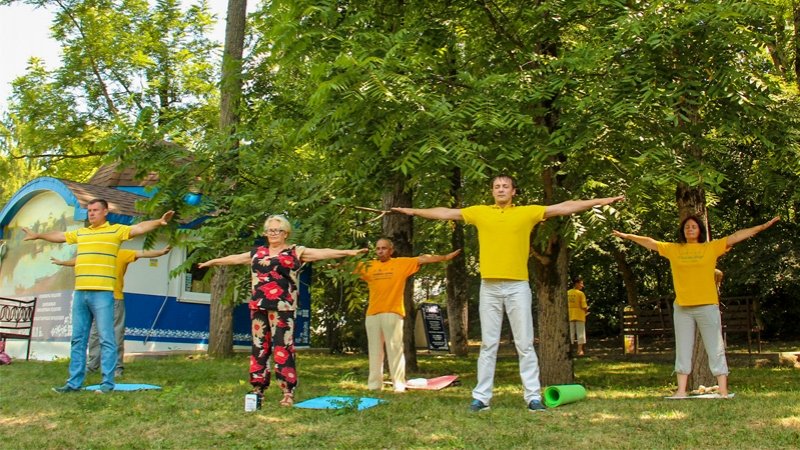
[23,198,173,393]
[51,246,172,378]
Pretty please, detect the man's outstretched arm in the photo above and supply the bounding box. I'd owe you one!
[391,207,463,221]
[130,211,175,238]
[135,246,172,259]
[22,228,66,243]
[417,249,462,265]
[544,196,624,219]
[50,256,76,266]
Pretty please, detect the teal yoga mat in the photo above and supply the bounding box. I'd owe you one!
[85,383,162,392]
[543,384,586,408]
[294,396,385,411]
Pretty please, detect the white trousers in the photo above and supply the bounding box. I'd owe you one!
[472,280,541,404]
[365,313,405,391]
[673,303,729,376]
[570,321,586,345]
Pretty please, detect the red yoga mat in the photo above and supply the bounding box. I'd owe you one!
[405,375,459,390]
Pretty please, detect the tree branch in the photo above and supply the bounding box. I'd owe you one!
[55,0,119,116]
[10,151,107,160]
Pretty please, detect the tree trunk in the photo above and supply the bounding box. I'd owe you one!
[794,0,800,91]
[207,0,247,358]
[675,184,716,389]
[208,266,235,356]
[611,247,640,309]
[525,102,574,382]
[531,232,573,385]
[324,280,343,353]
[445,167,469,356]
[381,173,416,371]
[219,0,247,132]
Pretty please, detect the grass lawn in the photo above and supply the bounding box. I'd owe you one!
[1,343,799,449]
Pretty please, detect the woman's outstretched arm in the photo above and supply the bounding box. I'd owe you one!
[612,230,658,251]
[725,216,780,247]
[198,252,250,268]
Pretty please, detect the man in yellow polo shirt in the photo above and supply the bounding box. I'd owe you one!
[355,238,460,392]
[393,175,622,412]
[51,246,171,378]
[23,198,173,394]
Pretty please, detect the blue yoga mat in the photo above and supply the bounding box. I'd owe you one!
[293,396,385,411]
[85,383,162,392]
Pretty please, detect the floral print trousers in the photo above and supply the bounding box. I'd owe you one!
[250,309,297,394]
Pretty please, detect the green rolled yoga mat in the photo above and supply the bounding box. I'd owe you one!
[543,384,587,408]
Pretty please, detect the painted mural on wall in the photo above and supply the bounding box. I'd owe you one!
[0,191,80,341]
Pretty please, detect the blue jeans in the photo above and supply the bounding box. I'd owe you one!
[66,290,117,390]
[87,298,126,372]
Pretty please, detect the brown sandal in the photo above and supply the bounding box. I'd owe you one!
[279,392,294,407]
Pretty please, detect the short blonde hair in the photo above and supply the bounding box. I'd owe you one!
[263,214,292,237]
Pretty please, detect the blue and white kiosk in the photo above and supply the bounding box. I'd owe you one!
[0,168,311,360]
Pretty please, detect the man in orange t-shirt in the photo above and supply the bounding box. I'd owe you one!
[356,238,460,392]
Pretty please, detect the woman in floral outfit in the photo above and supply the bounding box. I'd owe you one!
[199,215,366,406]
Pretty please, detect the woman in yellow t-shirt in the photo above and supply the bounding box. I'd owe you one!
[613,215,779,398]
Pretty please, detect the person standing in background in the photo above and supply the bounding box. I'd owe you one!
[567,277,589,356]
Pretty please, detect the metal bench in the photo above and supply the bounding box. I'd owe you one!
[621,296,674,354]
[0,296,38,360]
[720,296,762,354]
[622,295,763,354]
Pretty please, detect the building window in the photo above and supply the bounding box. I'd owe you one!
[179,248,212,304]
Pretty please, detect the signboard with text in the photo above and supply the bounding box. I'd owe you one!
[419,302,449,352]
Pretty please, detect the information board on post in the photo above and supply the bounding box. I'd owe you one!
[418,302,449,352]
[295,266,312,348]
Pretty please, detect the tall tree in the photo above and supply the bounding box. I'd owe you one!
[206,0,247,357]
[251,0,481,368]
[445,167,469,356]
[381,172,416,368]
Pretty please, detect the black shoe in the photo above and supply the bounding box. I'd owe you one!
[469,399,490,412]
[527,399,547,412]
[52,385,81,393]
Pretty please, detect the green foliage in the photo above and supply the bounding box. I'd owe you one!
[0,0,219,202]
[3,0,800,348]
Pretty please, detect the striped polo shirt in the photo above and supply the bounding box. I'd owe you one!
[64,222,132,291]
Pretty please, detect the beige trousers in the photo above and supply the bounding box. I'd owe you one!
[365,313,405,391]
